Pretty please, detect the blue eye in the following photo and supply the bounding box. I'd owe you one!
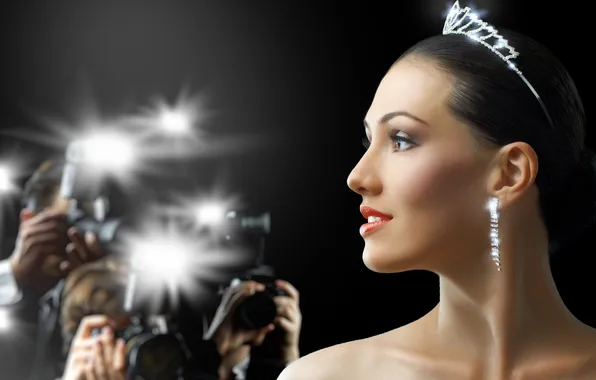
[390,134,415,151]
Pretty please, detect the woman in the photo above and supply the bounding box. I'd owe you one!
[279,2,596,379]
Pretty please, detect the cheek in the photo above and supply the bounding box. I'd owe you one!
[361,143,490,272]
[385,152,481,210]
[383,149,487,255]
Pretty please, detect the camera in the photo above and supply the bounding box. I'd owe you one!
[214,210,285,330]
[91,315,191,380]
[223,210,270,236]
[60,141,123,248]
[231,266,288,330]
[65,198,122,247]
[217,209,270,264]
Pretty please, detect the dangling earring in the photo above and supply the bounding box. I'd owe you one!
[487,197,501,271]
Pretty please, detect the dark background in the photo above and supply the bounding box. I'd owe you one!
[0,0,592,378]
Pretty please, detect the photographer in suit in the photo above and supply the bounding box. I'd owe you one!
[205,278,302,380]
[0,161,103,307]
[0,160,105,380]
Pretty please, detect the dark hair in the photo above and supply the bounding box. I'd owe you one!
[398,30,594,254]
[21,160,64,211]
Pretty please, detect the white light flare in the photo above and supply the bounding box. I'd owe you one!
[151,191,245,233]
[196,201,228,227]
[158,108,192,135]
[131,238,191,280]
[120,218,249,311]
[442,2,488,19]
[0,309,12,331]
[127,92,208,140]
[0,156,27,197]
[69,131,136,173]
[0,165,15,193]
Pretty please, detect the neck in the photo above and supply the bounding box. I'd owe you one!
[431,211,585,376]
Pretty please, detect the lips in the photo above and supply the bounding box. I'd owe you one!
[360,206,393,221]
[359,206,393,237]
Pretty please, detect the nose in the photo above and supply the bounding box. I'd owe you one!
[347,152,382,196]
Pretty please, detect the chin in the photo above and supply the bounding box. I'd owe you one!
[362,246,417,273]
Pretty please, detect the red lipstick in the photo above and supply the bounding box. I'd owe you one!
[359,205,393,237]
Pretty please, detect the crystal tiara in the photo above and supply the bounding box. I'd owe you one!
[442,1,554,129]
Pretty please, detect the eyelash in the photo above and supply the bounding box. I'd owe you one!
[361,133,415,152]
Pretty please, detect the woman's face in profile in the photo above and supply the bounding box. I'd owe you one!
[347,57,494,273]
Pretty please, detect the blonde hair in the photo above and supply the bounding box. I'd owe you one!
[60,258,130,353]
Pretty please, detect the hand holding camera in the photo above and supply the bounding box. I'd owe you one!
[269,280,301,363]
[9,208,104,298]
[205,280,276,357]
[9,209,70,295]
[61,227,103,272]
[62,315,126,380]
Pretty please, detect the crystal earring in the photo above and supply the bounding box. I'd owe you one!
[487,197,501,271]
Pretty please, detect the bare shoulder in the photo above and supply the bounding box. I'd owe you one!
[564,325,596,379]
[573,329,596,379]
[277,321,445,380]
[277,339,378,380]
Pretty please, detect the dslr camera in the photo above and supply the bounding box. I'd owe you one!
[91,315,192,380]
[231,265,288,330]
[215,210,288,330]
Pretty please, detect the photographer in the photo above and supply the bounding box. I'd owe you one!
[0,160,103,306]
[0,160,105,380]
[59,258,130,380]
[205,279,302,380]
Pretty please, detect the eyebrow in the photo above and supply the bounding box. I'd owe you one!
[363,111,428,130]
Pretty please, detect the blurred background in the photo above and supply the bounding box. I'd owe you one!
[0,0,592,378]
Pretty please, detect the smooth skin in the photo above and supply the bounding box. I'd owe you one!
[278,57,596,380]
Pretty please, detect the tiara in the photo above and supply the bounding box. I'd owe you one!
[442,1,554,129]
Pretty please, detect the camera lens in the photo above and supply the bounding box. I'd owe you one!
[233,292,277,330]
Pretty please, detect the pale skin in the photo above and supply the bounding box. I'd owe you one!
[278,56,596,380]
